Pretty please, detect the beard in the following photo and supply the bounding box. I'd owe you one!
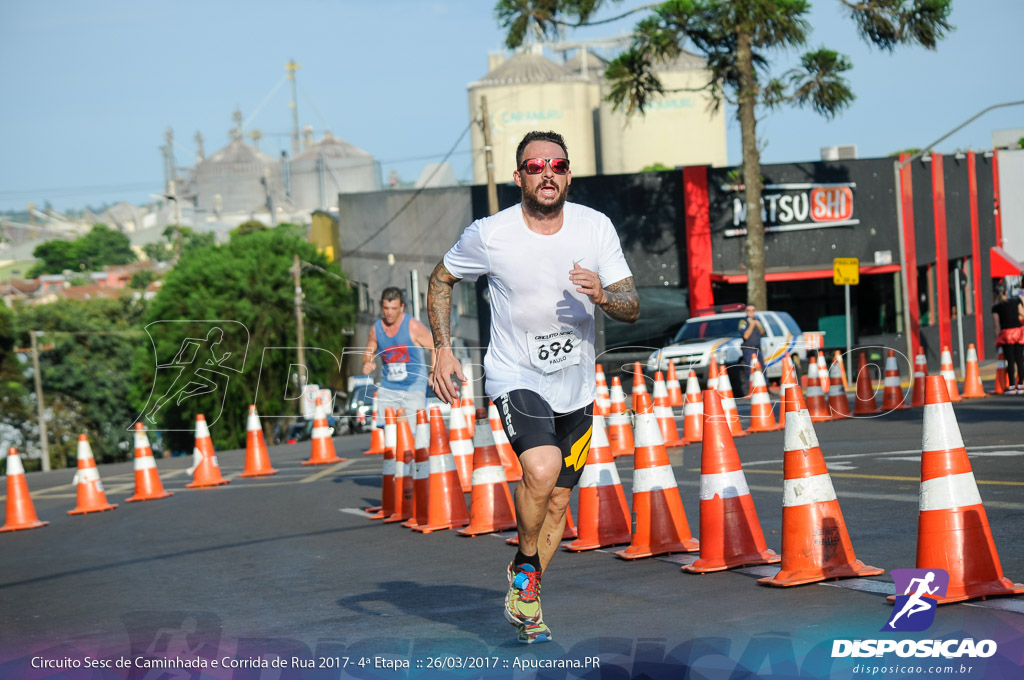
[521,180,569,216]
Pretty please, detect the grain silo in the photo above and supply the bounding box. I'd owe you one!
[186,128,283,215]
[468,45,601,184]
[597,50,727,174]
[288,133,380,210]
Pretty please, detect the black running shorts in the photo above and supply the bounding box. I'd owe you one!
[494,390,594,488]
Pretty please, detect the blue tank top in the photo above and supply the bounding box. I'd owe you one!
[374,315,428,393]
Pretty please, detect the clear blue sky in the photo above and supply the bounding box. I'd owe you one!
[1,0,1021,214]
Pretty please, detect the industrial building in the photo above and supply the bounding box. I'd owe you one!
[467,45,727,182]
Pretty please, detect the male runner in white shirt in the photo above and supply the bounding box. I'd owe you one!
[427,130,639,644]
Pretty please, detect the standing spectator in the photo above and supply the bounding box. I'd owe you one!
[738,303,765,397]
[992,287,1024,393]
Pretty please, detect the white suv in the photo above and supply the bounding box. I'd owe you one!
[647,309,808,385]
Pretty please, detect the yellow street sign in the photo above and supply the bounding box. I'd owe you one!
[834,258,859,285]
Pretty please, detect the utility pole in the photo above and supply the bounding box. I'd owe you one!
[292,254,306,389]
[30,331,50,472]
[287,59,301,158]
[480,96,499,216]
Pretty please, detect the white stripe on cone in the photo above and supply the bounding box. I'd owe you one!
[784,409,821,452]
[783,473,838,506]
[700,470,751,500]
[920,472,983,511]
[633,465,679,493]
[579,462,620,488]
[922,403,964,451]
[471,465,507,485]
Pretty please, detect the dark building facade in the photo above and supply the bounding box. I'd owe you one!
[468,151,1014,371]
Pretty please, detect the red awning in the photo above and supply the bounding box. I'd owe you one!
[991,246,1024,278]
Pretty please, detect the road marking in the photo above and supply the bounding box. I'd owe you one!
[736,468,1024,486]
[819,578,894,596]
[825,462,858,471]
[742,444,1024,467]
[340,507,376,518]
[299,460,353,483]
[963,598,1024,614]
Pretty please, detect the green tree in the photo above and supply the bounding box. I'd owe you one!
[130,228,355,452]
[230,220,269,240]
[129,270,157,290]
[13,297,148,468]
[143,241,174,262]
[29,223,137,277]
[162,225,217,260]
[0,304,32,471]
[496,0,952,308]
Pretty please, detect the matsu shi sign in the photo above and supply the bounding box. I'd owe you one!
[724,182,858,237]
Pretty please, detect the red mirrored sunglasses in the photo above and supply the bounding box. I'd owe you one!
[518,157,570,175]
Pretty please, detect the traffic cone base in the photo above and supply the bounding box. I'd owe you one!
[412,406,470,533]
[565,416,632,552]
[458,418,517,536]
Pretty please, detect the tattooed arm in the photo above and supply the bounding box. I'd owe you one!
[598,276,640,323]
[570,264,640,324]
[427,260,466,404]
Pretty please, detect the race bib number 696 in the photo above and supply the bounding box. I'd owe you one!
[527,330,581,374]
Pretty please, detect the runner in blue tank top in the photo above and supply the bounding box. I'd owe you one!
[362,287,434,426]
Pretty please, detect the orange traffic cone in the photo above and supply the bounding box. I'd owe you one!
[707,355,720,390]
[961,344,987,399]
[616,393,699,559]
[68,434,117,515]
[304,396,343,465]
[939,346,962,402]
[461,393,475,438]
[716,367,747,437]
[653,371,684,448]
[448,403,474,492]
[630,361,648,412]
[488,401,522,482]
[881,349,908,410]
[126,422,173,503]
[903,375,1024,603]
[683,390,779,573]
[1,447,49,532]
[910,351,928,407]
[363,392,387,455]
[412,406,470,533]
[402,409,432,529]
[366,408,397,519]
[595,364,612,417]
[826,357,852,418]
[853,353,881,416]
[458,415,517,536]
[832,350,849,392]
[565,416,632,552]
[186,414,230,488]
[758,386,883,586]
[778,355,799,431]
[804,358,831,422]
[666,362,684,407]
[992,347,1007,395]
[681,370,704,444]
[384,413,416,523]
[240,405,278,477]
[607,376,634,458]
[746,357,781,433]
[816,352,830,395]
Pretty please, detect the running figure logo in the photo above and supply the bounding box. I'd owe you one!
[883,568,949,632]
[136,321,249,430]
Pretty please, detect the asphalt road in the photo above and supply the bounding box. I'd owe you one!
[1,393,1023,680]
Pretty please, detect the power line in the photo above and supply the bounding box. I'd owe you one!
[341,122,473,257]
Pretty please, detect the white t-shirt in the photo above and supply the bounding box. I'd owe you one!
[443,202,632,412]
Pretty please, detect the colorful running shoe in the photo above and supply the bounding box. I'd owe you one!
[504,562,543,626]
[517,620,552,644]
